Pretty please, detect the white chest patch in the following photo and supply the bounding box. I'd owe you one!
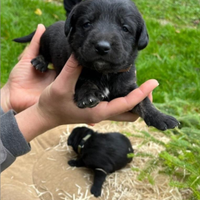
[103,87,110,98]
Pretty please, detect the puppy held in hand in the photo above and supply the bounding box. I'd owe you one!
[13,0,179,131]
[67,127,133,197]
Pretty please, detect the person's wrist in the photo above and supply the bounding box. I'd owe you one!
[1,83,12,112]
[36,99,65,128]
[15,103,56,142]
[36,102,56,128]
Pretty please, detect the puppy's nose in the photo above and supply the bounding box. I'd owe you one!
[95,41,111,55]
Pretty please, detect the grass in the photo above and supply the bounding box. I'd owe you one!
[1,0,200,198]
[1,0,66,86]
[133,1,200,198]
[134,0,200,28]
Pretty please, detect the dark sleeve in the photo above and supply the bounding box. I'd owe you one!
[0,107,31,172]
[63,0,82,16]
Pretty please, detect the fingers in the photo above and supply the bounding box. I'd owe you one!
[53,54,82,91]
[95,79,159,120]
[122,79,158,108]
[21,24,46,59]
[108,112,139,122]
[148,91,153,102]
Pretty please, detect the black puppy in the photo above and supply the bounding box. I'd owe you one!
[67,126,134,197]
[13,0,179,131]
[63,0,81,16]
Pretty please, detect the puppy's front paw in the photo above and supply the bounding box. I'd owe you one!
[31,55,48,72]
[68,160,77,167]
[76,90,105,108]
[68,159,85,167]
[91,185,102,197]
[144,112,179,131]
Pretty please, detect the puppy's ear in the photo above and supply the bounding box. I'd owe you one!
[137,23,149,50]
[65,6,77,37]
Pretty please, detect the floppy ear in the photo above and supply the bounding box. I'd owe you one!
[137,23,149,50]
[64,6,77,37]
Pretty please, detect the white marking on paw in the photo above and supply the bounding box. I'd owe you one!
[103,87,110,98]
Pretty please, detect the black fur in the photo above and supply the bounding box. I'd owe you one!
[13,0,179,131]
[63,0,81,16]
[67,126,134,197]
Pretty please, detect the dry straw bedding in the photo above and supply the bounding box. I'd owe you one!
[1,120,185,200]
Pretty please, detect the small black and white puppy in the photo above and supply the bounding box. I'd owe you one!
[13,0,179,131]
[67,126,134,197]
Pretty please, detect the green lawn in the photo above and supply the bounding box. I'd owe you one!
[133,1,200,198]
[1,0,200,198]
[1,0,66,85]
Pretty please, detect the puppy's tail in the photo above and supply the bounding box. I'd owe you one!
[13,31,36,43]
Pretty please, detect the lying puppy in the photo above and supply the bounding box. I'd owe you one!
[67,126,134,197]
[13,0,179,131]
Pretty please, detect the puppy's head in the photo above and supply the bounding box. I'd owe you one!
[67,127,94,153]
[65,0,148,73]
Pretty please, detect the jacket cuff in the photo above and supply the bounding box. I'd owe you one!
[0,109,31,157]
[0,140,16,172]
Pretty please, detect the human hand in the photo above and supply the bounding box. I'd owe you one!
[1,24,56,113]
[15,54,158,142]
[37,55,159,127]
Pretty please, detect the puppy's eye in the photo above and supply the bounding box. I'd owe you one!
[83,22,91,29]
[122,25,129,32]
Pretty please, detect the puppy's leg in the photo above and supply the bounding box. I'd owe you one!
[132,97,179,131]
[91,169,107,197]
[74,81,105,108]
[31,55,49,72]
[68,159,85,167]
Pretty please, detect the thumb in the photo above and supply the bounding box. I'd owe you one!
[94,79,159,120]
[21,24,46,59]
[53,54,82,91]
